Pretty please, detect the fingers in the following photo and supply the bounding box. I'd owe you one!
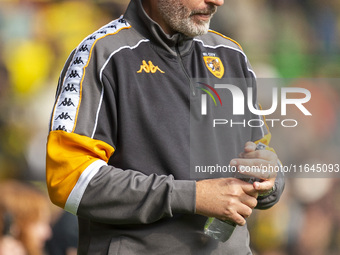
[239,192,258,209]
[230,143,278,180]
[239,181,259,198]
[224,194,257,226]
[244,141,256,153]
[239,149,276,161]
[223,180,258,225]
[239,141,278,161]
[232,214,247,226]
[230,160,277,180]
[221,194,257,226]
[227,204,252,226]
[253,179,275,192]
[195,178,258,226]
[228,179,258,204]
[239,165,277,180]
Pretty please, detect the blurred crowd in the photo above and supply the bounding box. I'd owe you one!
[0,0,339,254]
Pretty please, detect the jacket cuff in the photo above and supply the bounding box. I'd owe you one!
[170,180,196,214]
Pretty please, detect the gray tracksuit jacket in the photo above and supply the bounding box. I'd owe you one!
[46,0,285,254]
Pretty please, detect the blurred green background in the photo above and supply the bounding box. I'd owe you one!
[0,0,339,254]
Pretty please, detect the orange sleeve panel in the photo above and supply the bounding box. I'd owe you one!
[46,130,115,208]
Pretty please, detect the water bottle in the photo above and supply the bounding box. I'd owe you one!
[204,217,237,242]
[204,143,266,242]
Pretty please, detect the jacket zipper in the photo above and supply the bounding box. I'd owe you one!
[175,43,196,97]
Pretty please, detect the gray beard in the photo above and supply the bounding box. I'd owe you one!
[158,0,216,37]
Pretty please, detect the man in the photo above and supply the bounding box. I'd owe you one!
[46,0,285,254]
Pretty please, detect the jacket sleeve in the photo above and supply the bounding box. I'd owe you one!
[46,35,196,225]
[46,131,196,225]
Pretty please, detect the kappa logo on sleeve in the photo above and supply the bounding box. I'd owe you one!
[137,60,165,74]
[203,56,224,79]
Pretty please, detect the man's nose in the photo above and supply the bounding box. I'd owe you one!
[205,0,224,6]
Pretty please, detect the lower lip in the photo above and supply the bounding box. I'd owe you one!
[193,14,211,21]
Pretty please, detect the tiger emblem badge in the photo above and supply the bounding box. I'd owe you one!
[203,56,225,79]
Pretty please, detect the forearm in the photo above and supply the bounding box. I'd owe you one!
[76,166,196,224]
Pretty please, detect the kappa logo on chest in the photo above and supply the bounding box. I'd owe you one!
[137,60,165,74]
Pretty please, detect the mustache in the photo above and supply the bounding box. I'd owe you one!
[190,5,217,16]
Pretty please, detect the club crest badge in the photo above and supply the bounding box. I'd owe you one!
[203,56,224,79]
